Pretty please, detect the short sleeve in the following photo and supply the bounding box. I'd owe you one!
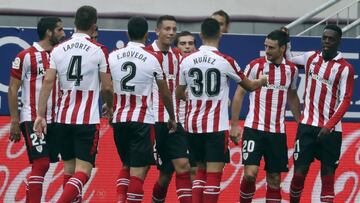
[153,60,164,80]
[225,58,245,83]
[10,51,27,80]
[179,62,187,86]
[99,46,109,73]
[291,66,299,90]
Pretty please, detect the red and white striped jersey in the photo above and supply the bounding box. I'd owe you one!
[109,42,164,124]
[50,33,109,124]
[289,51,354,132]
[179,45,246,133]
[244,57,298,133]
[146,41,186,124]
[10,42,58,123]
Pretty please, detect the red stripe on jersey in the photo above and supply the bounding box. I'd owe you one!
[184,101,190,131]
[167,53,176,121]
[192,100,203,133]
[328,67,342,119]
[29,52,37,121]
[213,100,221,132]
[306,57,323,125]
[317,61,334,126]
[274,65,286,132]
[113,93,117,112]
[201,101,213,131]
[252,62,265,129]
[86,38,110,73]
[71,91,83,123]
[116,94,126,122]
[301,52,318,121]
[51,82,57,123]
[138,96,148,123]
[264,64,275,132]
[60,90,71,123]
[126,95,137,122]
[83,91,94,124]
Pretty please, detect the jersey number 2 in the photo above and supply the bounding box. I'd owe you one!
[67,56,83,86]
[121,61,136,92]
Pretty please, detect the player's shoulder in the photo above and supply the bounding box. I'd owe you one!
[248,57,266,67]
[142,47,163,64]
[16,46,36,59]
[284,59,297,70]
[179,50,199,64]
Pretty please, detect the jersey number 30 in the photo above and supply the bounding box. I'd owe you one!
[188,68,220,97]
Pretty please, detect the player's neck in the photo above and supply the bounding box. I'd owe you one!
[38,40,53,52]
[202,39,219,49]
[156,40,170,51]
[131,39,145,45]
[76,30,92,38]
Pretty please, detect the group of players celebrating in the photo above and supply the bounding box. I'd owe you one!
[8,5,354,203]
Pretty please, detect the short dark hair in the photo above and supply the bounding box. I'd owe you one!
[156,15,176,28]
[75,5,97,31]
[174,31,195,46]
[324,24,342,38]
[201,18,220,40]
[266,30,289,47]
[212,10,230,25]
[128,16,148,40]
[37,17,62,40]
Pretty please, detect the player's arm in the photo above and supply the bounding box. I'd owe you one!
[238,75,267,92]
[176,85,187,101]
[8,76,22,142]
[319,65,354,137]
[100,72,114,119]
[34,69,57,136]
[156,78,177,132]
[287,89,301,123]
[230,85,247,145]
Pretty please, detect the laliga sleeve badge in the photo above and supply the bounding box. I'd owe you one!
[12,57,21,69]
[36,145,43,153]
[293,152,298,160]
[243,152,248,160]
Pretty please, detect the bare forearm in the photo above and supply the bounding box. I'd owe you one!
[101,89,113,108]
[37,80,53,117]
[288,95,301,123]
[231,88,245,126]
[162,91,175,120]
[8,87,20,122]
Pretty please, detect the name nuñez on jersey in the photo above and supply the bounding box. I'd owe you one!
[117,51,147,62]
[193,55,216,65]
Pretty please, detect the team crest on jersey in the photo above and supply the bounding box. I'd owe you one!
[293,152,298,160]
[243,152,248,160]
[36,145,43,153]
[12,57,21,69]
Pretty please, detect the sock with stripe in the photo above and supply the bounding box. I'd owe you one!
[320,175,335,202]
[240,176,256,203]
[57,171,89,203]
[63,174,72,188]
[176,172,192,203]
[152,180,168,203]
[192,169,206,203]
[289,173,305,203]
[266,185,281,203]
[127,176,144,203]
[24,178,30,203]
[28,157,50,203]
[203,172,222,203]
[116,168,130,203]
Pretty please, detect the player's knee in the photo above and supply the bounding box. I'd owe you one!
[321,164,335,176]
[266,173,281,188]
[294,164,310,176]
[32,157,50,176]
[158,172,172,187]
[243,174,256,183]
[173,158,191,174]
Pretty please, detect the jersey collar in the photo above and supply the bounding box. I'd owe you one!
[199,45,218,51]
[127,41,145,47]
[320,52,343,61]
[152,40,173,53]
[33,42,45,52]
[72,32,91,39]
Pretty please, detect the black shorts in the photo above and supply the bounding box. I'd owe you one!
[20,122,59,163]
[241,127,288,173]
[113,122,155,167]
[55,123,100,166]
[154,123,189,173]
[188,131,230,164]
[293,124,342,168]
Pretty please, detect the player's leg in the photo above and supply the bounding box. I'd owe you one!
[239,128,263,203]
[57,124,99,203]
[264,132,289,202]
[203,131,230,203]
[317,130,342,203]
[126,123,155,203]
[20,121,51,203]
[152,123,173,203]
[169,124,192,203]
[290,124,316,203]
[113,123,131,203]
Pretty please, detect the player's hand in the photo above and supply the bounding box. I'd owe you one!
[102,103,113,125]
[167,119,177,133]
[9,121,21,142]
[33,116,47,138]
[230,125,242,145]
[317,127,331,140]
[280,26,289,35]
[258,71,268,86]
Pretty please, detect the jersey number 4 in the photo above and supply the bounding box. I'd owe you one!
[67,56,83,86]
